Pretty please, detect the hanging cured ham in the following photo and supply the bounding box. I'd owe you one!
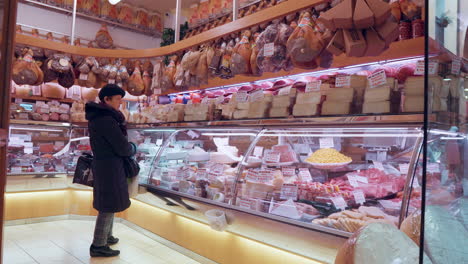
[127,61,145,96]
[95,24,114,49]
[12,48,44,86]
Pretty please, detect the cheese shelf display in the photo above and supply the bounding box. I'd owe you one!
[140,124,430,237]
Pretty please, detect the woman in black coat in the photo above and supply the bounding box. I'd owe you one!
[85,84,136,257]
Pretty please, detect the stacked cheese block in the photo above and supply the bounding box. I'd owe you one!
[184,102,213,121]
[322,87,354,115]
[363,77,397,114]
[293,91,322,116]
[167,104,185,122]
[232,95,251,119]
[402,76,424,112]
[247,93,273,119]
[269,88,297,118]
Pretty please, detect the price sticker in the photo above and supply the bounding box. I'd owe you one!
[24,147,33,154]
[264,42,275,57]
[331,196,347,210]
[11,167,22,174]
[353,190,366,205]
[196,169,207,179]
[246,170,259,182]
[305,80,322,92]
[373,161,385,171]
[236,91,249,102]
[249,90,264,102]
[413,176,420,188]
[264,152,281,163]
[282,166,296,177]
[355,176,368,184]
[239,198,251,210]
[211,164,224,175]
[108,79,115,84]
[176,79,183,86]
[278,85,292,96]
[452,57,461,75]
[79,73,89,80]
[319,137,334,148]
[156,139,163,146]
[15,98,23,104]
[154,88,162,95]
[367,70,387,88]
[257,170,274,183]
[335,75,351,87]
[427,163,440,173]
[280,184,299,200]
[347,175,359,187]
[428,60,439,75]
[399,164,410,174]
[253,146,264,157]
[379,200,401,210]
[414,60,425,75]
[187,130,200,139]
[176,169,186,180]
[298,168,313,182]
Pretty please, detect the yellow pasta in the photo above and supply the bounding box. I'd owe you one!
[306,148,352,164]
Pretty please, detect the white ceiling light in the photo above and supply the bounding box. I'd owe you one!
[108,0,121,5]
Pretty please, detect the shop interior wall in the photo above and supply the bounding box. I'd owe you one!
[459,0,467,57]
[428,0,459,55]
[16,2,162,50]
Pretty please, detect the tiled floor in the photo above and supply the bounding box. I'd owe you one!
[3,220,202,264]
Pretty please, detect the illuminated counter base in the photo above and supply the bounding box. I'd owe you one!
[4,189,344,264]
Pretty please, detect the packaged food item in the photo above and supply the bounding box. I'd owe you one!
[149,12,163,33]
[135,8,149,29]
[100,0,119,21]
[118,3,135,25]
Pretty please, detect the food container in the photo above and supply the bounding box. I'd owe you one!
[205,209,228,231]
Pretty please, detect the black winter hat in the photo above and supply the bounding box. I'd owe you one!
[98,84,126,101]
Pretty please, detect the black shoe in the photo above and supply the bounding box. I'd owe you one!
[90,245,120,257]
[107,236,119,245]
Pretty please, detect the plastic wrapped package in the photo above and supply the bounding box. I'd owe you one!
[135,8,149,29]
[149,12,163,33]
[118,3,135,25]
[100,0,119,21]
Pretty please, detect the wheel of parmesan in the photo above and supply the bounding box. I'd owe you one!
[42,82,66,99]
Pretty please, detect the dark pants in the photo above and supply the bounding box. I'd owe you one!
[92,212,114,247]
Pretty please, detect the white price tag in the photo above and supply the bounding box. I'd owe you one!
[154,88,162,95]
[79,73,89,80]
[11,167,22,174]
[319,137,334,148]
[414,60,425,75]
[246,170,259,182]
[156,139,163,146]
[306,80,322,92]
[24,147,33,154]
[278,85,292,96]
[373,161,385,171]
[32,86,41,96]
[257,170,274,183]
[399,164,410,174]
[353,190,366,205]
[280,184,299,200]
[253,146,264,157]
[427,163,440,173]
[379,200,401,210]
[428,60,439,75]
[331,196,347,210]
[249,90,264,102]
[239,198,251,210]
[15,98,23,103]
[367,70,387,88]
[452,58,461,75]
[298,168,313,182]
[196,169,207,179]
[187,130,199,139]
[211,164,224,175]
[176,79,183,86]
[347,175,359,187]
[264,152,281,163]
[335,76,351,87]
[355,176,368,184]
[282,166,296,177]
[264,42,275,57]
[413,176,420,188]
[108,79,115,84]
[236,91,249,103]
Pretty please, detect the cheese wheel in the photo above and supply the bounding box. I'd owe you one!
[400,210,421,246]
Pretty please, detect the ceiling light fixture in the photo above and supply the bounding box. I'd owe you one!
[108,0,121,5]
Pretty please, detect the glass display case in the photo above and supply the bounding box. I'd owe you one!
[143,125,425,237]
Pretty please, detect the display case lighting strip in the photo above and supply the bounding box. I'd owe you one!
[261,133,422,137]
[10,127,64,132]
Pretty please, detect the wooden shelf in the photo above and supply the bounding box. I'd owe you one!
[11,95,74,104]
[19,0,162,38]
[15,0,327,58]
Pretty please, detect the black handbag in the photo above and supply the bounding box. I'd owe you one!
[123,157,140,178]
[73,153,94,187]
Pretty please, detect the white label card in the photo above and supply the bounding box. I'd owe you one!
[367,70,387,88]
[108,79,115,84]
[347,175,359,187]
[335,76,351,87]
[257,170,274,182]
[399,164,410,174]
[413,176,420,188]
[246,170,259,182]
[264,42,275,57]
[249,90,264,102]
[253,146,264,157]
[236,91,249,103]
[379,200,401,210]
[156,139,163,146]
[15,98,23,103]
[306,80,322,92]
[331,196,347,210]
[319,137,334,148]
[196,169,207,179]
[211,164,224,175]
[373,161,385,171]
[282,166,296,177]
[176,79,183,86]
[79,73,88,80]
[355,176,368,184]
[278,85,292,96]
[239,198,251,210]
[154,88,162,95]
[187,130,200,139]
[353,190,366,205]
[298,168,313,182]
[280,184,299,200]
[428,60,439,75]
[265,152,281,163]
[32,86,41,96]
[414,60,425,75]
[452,58,461,75]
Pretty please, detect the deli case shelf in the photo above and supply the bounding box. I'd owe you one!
[136,124,454,238]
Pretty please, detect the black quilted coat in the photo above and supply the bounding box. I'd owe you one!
[85,102,135,213]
